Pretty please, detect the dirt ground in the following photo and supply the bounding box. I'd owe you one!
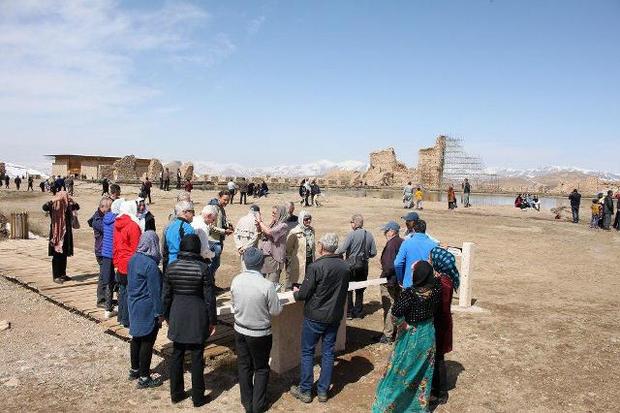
[1,182,619,412]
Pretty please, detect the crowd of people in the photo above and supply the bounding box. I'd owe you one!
[39,179,462,412]
[514,193,541,211]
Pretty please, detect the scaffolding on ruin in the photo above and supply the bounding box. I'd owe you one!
[441,136,499,191]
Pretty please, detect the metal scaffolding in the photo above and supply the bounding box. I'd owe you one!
[441,136,499,191]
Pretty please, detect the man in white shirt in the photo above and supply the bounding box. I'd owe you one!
[233,205,261,270]
[190,205,218,261]
[227,179,237,203]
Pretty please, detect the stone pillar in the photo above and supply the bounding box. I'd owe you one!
[270,300,346,374]
[458,242,475,307]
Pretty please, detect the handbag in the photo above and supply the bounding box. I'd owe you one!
[71,209,80,230]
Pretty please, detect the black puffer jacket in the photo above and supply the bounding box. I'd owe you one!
[162,235,217,343]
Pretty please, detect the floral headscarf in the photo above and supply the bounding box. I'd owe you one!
[430,246,460,289]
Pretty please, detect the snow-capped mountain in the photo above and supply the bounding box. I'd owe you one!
[187,159,367,178]
[2,162,49,178]
[486,166,620,181]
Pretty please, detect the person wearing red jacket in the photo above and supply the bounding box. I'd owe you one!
[114,200,142,327]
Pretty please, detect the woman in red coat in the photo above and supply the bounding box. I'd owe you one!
[113,200,142,327]
[429,247,460,405]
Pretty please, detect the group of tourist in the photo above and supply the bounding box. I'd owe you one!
[402,181,424,210]
[514,193,541,211]
[298,179,322,207]
[227,178,270,203]
[1,174,74,194]
[569,188,620,230]
[40,180,460,412]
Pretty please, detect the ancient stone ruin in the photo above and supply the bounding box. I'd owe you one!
[417,136,446,190]
[113,155,138,181]
[147,159,164,181]
[361,147,416,187]
[179,162,194,180]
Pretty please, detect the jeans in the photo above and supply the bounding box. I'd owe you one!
[347,290,364,318]
[100,257,116,311]
[591,214,600,228]
[463,192,470,207]
[240,192,247,205]
[235,332,273,413]
[380,284,401,338]
[52,252,67,279]
[571,205,579,223]
[299,318,339,394]
[209,242,223,278]
[170,342,205,405]
[116,272,129,327]
[96,257,105,305]
[603,213,612,230]
[130,325,159,378]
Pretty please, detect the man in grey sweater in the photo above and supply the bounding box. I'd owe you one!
[231,247,282,413]
[335,214,377,319]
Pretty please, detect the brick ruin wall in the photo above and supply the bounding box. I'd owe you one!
[416,136,446,190]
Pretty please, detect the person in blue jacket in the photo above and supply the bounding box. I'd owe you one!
[101,198,123,318]
[127,231,164,389]
[394,219,438,288]
[164,200,195,266]
[88,197,112,308]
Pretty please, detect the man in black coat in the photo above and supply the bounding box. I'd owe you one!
[290,232,350,404]
[568,189,582,223]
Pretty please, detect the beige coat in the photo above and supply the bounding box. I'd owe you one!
[285,224,315,287]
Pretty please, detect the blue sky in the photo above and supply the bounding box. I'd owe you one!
[1,0,618,172]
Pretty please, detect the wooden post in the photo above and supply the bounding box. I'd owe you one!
[10,212,29,239]
[459,242,474,307]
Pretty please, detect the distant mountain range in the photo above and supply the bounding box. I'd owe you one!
[486,166,620,181]
[189,159,368,178]
[3,159,619,183]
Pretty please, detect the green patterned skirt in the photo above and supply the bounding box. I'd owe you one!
[372,319,436,413]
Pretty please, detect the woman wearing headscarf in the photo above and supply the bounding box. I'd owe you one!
[429,247,459,405]
[372,261,441,413]
[284,210,315,291]
[447,186,457,210]
[136,197,156,232]
[257,205,290,289]
[113,200,142,327]
[127,230,163,389]
[42,190,80,284]
[163,234,217,407]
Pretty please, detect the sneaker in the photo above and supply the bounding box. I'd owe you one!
[128,369,139,380]
[96,302,106,309]
[317,392,328,403]
[104,310,117,319]
[60,275,72,282]
[53,277,64,284]
[346,314,353,320]
[136,376,163,389]
[289,385,312,403]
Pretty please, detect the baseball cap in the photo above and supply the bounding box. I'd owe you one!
[401,212,420,222]
[380,220,400,232]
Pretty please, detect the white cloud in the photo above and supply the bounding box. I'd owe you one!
[247,15,265,35]
[0,0,226,114]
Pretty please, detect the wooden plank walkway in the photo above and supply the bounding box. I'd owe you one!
[0,238,235,360]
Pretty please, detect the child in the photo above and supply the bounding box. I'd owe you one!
[590,199,602,229]
[415,187,424,210]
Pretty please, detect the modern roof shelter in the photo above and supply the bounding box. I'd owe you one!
[46,154,151,180]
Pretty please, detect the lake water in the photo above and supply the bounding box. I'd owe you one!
[327,188,570,210]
